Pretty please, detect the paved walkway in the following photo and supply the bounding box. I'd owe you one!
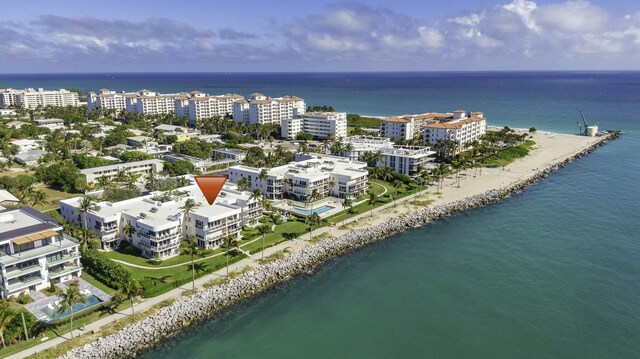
[7,185,421,359]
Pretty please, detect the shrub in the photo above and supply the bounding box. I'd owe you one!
[17,292,33,304]
[81,249,131,289]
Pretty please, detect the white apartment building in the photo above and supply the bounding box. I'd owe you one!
[125,89,188,116]
[0,88,79,109]
[87,89,132,112]
[0,207,82,298]
[339,136,395,160]
[80,159,164,185]
[233,92,306,125]
[60,182,261,257]
[184,92,243,125]
[281,112,347,140]
[378,146,437,177]
[229,154,368,201]
[380,113,449,141]
[423,111,487,151]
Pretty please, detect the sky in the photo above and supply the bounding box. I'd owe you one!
[0,0,639,72]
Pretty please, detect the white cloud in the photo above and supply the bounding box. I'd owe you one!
[502,0,539,31]
[536,1,609,33]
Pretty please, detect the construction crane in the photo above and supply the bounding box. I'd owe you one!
[579,111,589,135]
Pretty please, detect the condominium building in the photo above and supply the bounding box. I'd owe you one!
[87,89,132,112]
[183,92,243,125]
[0,207,82,298]
[60,182,261,257]
[378,146,437,177]
[380,113,448,141]
[339,136,395,160]
[423,111,486,151]
[0,88,79,109]
[281,112,347,140]
[233,92,306,125]
[80,159,164,185]
[125,89,189,116]
[228,154,368,201]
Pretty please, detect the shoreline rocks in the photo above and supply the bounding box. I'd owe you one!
[59,132,620,359]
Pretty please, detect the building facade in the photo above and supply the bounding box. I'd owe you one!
[87,89,131,112]
[377,146,437,177]
[185,92,243,125]
[60,182,261,257]
[228,154,368,201]
[0,207,82,298]
[80,159,164,185]
[0,88,79,109]
[423,111,486,151]
[233,92,306,125]
[281,112,347,139]
[339,136,395,160]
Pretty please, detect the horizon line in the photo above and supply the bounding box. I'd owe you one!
[1,70,640,76]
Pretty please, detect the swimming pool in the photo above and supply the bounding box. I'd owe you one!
[289,205,335,216]
[43,294,103,321]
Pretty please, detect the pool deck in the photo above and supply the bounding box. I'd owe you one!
[24,278,112,322]
[277,200,344,218]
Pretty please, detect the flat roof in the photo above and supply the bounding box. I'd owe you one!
[80,159,163,175]
[0,207,61,243]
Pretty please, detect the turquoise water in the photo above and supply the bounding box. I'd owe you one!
[289,205,335,216]
[1,72,638,357]
[43,295,103,321]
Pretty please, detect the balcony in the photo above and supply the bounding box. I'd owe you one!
[7,276,44,292]
[47,252,81,267]
[49,264,82,278]
[150,241,180,251]
[5,264,42,280]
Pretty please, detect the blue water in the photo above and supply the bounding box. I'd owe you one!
[1,72,638,357]
[289,205,335,216]
[44,295,103,321]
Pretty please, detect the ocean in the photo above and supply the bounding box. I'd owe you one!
[1,72,638,358]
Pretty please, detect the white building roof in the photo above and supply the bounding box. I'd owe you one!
[0,190,19,203]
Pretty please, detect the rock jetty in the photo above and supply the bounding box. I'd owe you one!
[60,131,620,359]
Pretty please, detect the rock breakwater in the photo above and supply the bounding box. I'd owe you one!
[60,132,620,359]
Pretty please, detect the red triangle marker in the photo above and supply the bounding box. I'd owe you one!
[194,176,227,205]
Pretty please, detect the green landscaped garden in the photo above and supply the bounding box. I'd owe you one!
[478,140,536,168]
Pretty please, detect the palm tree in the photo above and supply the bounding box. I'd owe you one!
[308,188,322,213]
[367,191,376,217]
[117,279,142,317]
[392,180,404,206]
[223,235,239,277]
[180,198,200,236]
[327,178,336,197]
[258,169,268,188]
[0,302,15,348]
[76,197,96,250]
[182,235,204,291]
[341,197,353,225]
[122,223,135,243]
[236,177,250,191]
[250,189,264,209]
[256,224,272,261]
[305,213,321,241]
[57,285,87,338]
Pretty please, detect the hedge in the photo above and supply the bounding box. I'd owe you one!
[81,249,131,290]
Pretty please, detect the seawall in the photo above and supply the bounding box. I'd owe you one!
[59,131,621,359]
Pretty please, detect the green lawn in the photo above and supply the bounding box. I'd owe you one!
[82,272,117,296]
[105,247,220,267]
[120,252,247,298]
[347,114,383,128]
